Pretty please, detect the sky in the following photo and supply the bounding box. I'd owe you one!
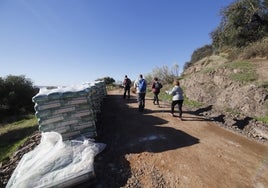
[0,0,235,86]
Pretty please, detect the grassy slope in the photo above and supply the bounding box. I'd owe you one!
[0,115,38,162]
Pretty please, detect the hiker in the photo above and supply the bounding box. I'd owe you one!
[123,75,131,99]
[151,77,162,106]
[166,79,184,119]
[134,74,147,111]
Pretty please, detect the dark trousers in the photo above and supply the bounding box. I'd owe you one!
[123,87,130,99]
[138,92,146,111]
[171,100,183,117]
[153,92,160,104]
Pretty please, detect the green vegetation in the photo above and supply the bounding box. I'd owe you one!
[255,116,268,124]
[184,0,268,71]
[0,137,28,162]
[225,107,241,116]
[224,61,252,69]
[0,115,38,162]
[201,67,217,74]
[184,45,213,70]
[148,84,203,109]
[254,103,268,123]
[96,76,115,85]
[0,75,38,121]
[0,115,37,134]
[240,38,268,59]
[211,0,268,48]
[0,75,39,162]
[159,90,203,108]
[158,92,172,102]
[145,65,180,85]
[261,81,268,89]
[224,61,258,83]
[183,97,203,108]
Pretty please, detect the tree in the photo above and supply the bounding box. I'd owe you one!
[0,75,38,117]
[172,64,179,77]
[95,77,115,85]
[147,65,178,84]
[211,0,268,48]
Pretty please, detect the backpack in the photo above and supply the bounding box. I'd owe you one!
[124,78,131,87]
[154,82,162,89]
[138,79,146,92]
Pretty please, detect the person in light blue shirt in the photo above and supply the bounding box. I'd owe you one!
[167,79,184,118]
[134,74,147,111]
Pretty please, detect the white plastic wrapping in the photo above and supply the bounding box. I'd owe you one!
[6,132,106,188]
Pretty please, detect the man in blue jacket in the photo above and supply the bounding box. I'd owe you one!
[134,74,147,111]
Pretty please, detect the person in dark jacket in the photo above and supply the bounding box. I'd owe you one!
[123,75,131,99]
[151,77,162,106]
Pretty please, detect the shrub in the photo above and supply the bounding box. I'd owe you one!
[261,81,268,89]
[240,38,268,59]
[0,75,38,120]
[190,45,213,64]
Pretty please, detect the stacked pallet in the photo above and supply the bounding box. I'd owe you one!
[7,82,107,188]
[32,81,106,140]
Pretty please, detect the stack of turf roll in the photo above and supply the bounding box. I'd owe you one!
[32,81,107,140]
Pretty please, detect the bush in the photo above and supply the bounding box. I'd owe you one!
[240,38,268,59]
[211,0,268,48]
[190,45,213,64]
[0,75,38,121]
[261,81,268,89]
[224,47,243,61]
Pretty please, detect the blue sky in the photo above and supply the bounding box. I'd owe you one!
[0,0,234,86]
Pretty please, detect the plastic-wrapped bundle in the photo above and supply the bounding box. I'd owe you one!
[6,132,106,188]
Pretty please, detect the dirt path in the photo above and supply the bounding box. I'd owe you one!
[92,89,268,188]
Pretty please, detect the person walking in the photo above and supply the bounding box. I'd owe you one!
[166,79,184,119]
[123,75,131,99]
[151,77,162,106]
[134,74,147,111]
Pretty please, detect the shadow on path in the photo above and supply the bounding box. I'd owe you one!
[91,94,199,187]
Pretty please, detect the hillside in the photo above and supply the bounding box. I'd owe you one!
[181,55,268,141]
